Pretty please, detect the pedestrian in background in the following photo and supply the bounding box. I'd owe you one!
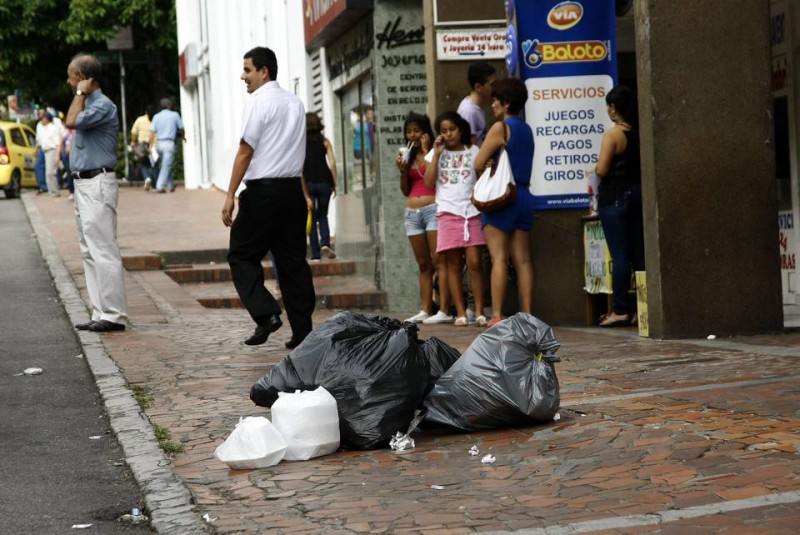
[457,61,497,147]
[149,98,184,193]
[474,78,536,326]
[303,112,337,260]
[38,112,61,197]
[130,104,155,185]
[221,46,315,348]
[34,107,48,194]
[594,85,645,327]
[60,127,75,200]
[65,53,128,332]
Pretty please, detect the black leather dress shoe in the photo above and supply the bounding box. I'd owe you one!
[75,321,97,331]
[245,315,282,346]
[284,336,303,350]
[87,320,126,332]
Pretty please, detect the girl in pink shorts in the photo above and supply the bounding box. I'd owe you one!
[424,111,487,326]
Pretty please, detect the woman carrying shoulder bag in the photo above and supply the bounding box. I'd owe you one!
[474,78,536,326]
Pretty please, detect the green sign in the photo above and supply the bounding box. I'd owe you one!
[94,50,149,65]
[94,51,120,64]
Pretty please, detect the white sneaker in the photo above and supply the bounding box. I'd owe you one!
[143,178,152,191]
[321,245,336,259]
[466,308,476,324]
[405,310,430,323]
[422,310,454,324]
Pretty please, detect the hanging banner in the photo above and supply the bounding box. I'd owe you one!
[515,0,617,210]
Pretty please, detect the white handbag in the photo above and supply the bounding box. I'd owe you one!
[471,147,516,213]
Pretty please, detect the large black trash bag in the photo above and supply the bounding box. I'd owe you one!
[423,313,561,431]
[250,311,430,450]
[418,337,461,395]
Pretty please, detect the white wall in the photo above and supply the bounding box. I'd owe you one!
[176,0,310,192]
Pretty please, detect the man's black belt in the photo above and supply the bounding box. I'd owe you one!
[72,167,112,179]
[246,176,300,187]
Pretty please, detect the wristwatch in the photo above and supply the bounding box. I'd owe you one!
[76,89,84,96]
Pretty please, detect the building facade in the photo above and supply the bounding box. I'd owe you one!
[175,0,309,191]
[175,0,797,337]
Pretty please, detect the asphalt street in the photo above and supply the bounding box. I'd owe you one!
[0,197,151,534]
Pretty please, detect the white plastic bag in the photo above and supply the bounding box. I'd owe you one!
[149,145,159,166]
[213,416,287,469]
[272,387,340,460]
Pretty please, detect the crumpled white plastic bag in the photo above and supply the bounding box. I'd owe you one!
[214,416,287,469]
[272,387,340,460]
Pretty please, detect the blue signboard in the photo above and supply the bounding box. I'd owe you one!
[514,0,617,210]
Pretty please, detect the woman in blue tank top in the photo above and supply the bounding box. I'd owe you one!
[475,78,536,326]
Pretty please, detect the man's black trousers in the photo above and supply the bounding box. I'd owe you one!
[228,178,315,340]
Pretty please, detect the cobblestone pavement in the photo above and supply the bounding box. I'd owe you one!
[25,188,800,534]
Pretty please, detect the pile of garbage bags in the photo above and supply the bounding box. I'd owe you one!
[245,311,561,454]
[250,313,460,449]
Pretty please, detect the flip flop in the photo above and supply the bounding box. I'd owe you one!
[599,314,631,327]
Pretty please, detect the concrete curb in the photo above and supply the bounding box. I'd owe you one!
[22,194,210,535]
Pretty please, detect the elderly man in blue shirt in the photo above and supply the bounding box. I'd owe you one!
[148,97,185,193]
[64,53,128,332]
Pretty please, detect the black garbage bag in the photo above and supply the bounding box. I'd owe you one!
[418,336,461,395]
[250,311,430,450]
[423,313,561,431]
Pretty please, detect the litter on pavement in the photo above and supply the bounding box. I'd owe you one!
[15,367,43,376]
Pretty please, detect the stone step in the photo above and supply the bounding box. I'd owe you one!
[182,275,387,310]
[163,258,356,283]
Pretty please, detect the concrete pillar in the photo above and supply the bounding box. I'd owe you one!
[636,0,782,337]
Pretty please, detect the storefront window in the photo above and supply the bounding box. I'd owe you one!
[338,76,374,193]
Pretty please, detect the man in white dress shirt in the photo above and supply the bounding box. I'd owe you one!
[221,46,315,347]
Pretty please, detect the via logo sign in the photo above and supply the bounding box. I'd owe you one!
[547,1,584,30]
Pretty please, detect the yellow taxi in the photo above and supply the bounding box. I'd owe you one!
[0,121,38,198]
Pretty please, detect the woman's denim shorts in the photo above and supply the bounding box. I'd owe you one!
[404,203,438,236]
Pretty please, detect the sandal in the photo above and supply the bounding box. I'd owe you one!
[475,315,488,327]
[454,316,468,326]
[599,313,631,327]
[487,317,503,327]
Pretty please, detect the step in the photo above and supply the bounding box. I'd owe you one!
[164,259,356,284]
[121,250,162,271]
[182,275,387,310]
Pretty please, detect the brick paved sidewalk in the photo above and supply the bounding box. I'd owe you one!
[25,188,800,534]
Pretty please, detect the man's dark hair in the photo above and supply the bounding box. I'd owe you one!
[145,104,155,119]
[467,61,496,89]
[491,77,528,115]
[71,53,103,85]
[244,47,278,80]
